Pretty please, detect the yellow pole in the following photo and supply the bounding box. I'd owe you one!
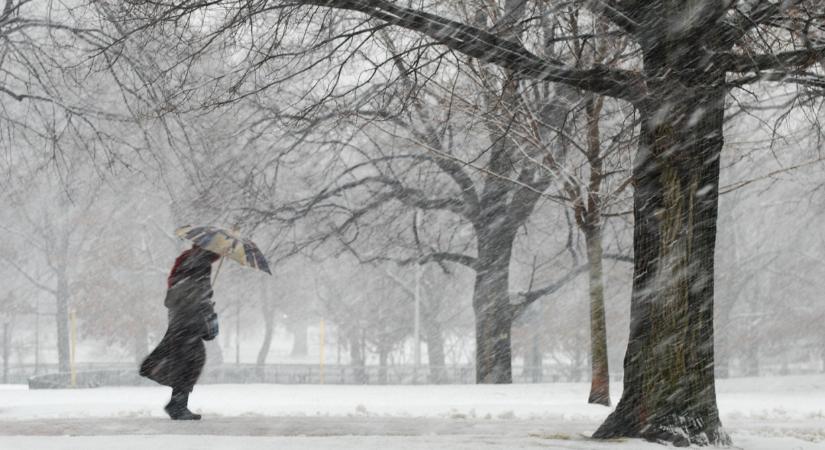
[212,256,225,287]
[319,319,325,384]
[69,309,77,387]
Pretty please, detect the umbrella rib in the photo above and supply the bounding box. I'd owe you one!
[175,225,271,275]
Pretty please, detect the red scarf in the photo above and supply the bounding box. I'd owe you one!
[167,249,194,288]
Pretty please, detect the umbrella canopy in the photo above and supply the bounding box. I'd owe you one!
[175,225,271,275]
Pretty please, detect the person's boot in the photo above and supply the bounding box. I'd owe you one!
[165,389,202,420]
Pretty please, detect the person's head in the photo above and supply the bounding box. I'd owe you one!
[168,245,221,287]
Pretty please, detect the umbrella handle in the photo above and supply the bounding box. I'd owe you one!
[212,256,225,287]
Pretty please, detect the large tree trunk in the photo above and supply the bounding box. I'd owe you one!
[584,224,610,406]
[473,238,515,384]
[594,63,729,445]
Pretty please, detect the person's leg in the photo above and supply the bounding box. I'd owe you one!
[165,387,201,420]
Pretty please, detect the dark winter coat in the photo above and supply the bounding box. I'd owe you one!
[140,248,219,392]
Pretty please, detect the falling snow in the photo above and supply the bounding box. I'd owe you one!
[2,1,824,449]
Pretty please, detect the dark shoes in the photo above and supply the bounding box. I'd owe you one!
[165,405,202,420]
[165,390,202,420]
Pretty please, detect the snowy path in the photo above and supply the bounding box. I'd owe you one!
[0,416,630,450]
[0,434,654,450]
[0,376,823,449]
[0,416,587,436]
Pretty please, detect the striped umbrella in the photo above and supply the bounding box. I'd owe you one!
[175,226,271,284]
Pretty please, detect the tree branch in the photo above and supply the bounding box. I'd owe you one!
[590,0,639,34]
[720,0,805,45]
[721,46,825,74]
[603,252,633,263]
[340,241,477,270]
[1,255,57,296]
[298,0,645,102]
[507,166,553,228]
[511,264,588,317]
[415,252,476,269]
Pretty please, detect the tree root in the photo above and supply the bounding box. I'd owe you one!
[594,412,732,447]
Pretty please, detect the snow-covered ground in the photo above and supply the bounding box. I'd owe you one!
[0,375,823,449]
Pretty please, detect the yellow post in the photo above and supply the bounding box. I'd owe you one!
[69,309,77,387]
[211,256,225,287]
[319,319,325,384]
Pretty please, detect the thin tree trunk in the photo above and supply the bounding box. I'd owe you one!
[529,332,543,383]
[257,280,276,366]
[584,224,610,406]
[2,322,9,384]
[257,309,275,366]
[378,347,388,384]
[571,90,611,405]
[745,343,760,377]
[820,343,825,373]
[56,271,71,374]
[425,319,447,384]
[349,330,366,384]
[594,68,729,445]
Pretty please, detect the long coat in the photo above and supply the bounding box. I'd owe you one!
[140,257,216,392]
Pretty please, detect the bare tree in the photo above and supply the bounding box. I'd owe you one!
[315,262,414,383]
[1,173,106,373]
[73,193,174,364]
[106,0,825,444]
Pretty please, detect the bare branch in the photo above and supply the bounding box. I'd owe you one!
[511,264,588,317]
[722,46,825,74]
[297,0,645,102]
[1,255,57,295]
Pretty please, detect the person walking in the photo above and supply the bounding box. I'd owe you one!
[140,245,221,420]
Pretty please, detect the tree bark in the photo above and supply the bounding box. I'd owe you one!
[472,237,515,384]
[584,224,610,406]
[594,62,729,444]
